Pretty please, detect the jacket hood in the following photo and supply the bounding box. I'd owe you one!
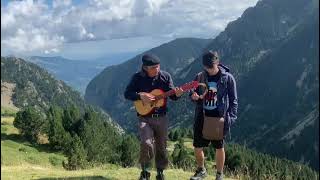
[218,63,230,73]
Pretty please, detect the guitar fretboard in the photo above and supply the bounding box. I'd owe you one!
[154,82,196,100]
[155,90,175,100]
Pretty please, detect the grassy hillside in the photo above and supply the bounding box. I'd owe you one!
[2,116,317,179]
[2,165,223,180]
[1,116,234,180]
[1,106,18,117]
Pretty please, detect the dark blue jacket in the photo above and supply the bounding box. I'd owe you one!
[124,69,179,113]
[191,64,238,136]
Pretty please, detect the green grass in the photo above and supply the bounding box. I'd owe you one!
[2,165,218,180]
[1,117,66,168]
[1,117,18,134]
[1,117,236,180]
[1,106,18,117]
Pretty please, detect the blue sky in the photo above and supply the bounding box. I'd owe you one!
[1,0,258,60]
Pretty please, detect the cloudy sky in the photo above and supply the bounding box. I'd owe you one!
[1,0,258,60]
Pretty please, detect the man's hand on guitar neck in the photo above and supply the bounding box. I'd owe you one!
[174,87,184,97]
[139,92,155,104]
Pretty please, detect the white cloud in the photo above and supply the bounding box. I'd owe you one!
[52,0,72,9]
[1,0,258,56]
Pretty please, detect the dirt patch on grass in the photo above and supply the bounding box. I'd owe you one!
[1,82,19,110]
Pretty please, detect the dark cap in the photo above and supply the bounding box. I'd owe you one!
[202,50,219,67]
[142,54,160,66]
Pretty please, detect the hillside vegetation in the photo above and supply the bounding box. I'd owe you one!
[1,116,224,180]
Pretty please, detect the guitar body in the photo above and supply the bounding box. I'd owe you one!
[133,81,202,116]
[134,89,166,116]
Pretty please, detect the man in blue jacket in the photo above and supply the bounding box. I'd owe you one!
[190,51,238,180]
[124,53,184,180]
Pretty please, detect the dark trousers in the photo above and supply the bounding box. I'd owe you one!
[138,116,168,170]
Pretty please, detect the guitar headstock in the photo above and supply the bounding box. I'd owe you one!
[181,81,200,91]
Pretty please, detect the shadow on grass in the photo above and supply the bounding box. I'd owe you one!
[36,176,113,180]
[1,132,59,154]
[1,133,25,143]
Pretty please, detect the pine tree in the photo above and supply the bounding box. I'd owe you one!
[47,106,72,151]
[78,109,121,164]
[13,107,45,143]
[119,134,139,167]
[168,130,174,141]
[62,104,80,132]
[173,130,180,141]
[64,134,87,170]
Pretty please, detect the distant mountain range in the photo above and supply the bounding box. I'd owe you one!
[84,0,319,169]
[26,52,139,94]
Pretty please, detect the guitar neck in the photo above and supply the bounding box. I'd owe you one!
[155,86,187,100]
[154,90,173,100]
[162,90,176,98]
[154,81,198,100]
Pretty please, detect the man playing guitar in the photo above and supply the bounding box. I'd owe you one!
[124,53,184,180]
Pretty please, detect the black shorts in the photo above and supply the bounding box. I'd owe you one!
[193,134,224,149]
[193,116,224,149]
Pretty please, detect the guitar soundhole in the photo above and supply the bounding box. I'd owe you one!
[151,102,155,107]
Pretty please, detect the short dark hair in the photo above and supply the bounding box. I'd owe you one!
[202,51,219,68]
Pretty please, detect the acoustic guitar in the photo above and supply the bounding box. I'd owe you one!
[134,81,204,116]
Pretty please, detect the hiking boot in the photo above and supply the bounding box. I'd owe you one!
[156,171,165,180]
[139,171,151,180]
[190,167,207,180]
[215,172,223,180]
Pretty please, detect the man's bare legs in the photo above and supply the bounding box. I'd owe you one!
[215,148,225,173]
[194,147,205,168]
[190,147,207,180]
